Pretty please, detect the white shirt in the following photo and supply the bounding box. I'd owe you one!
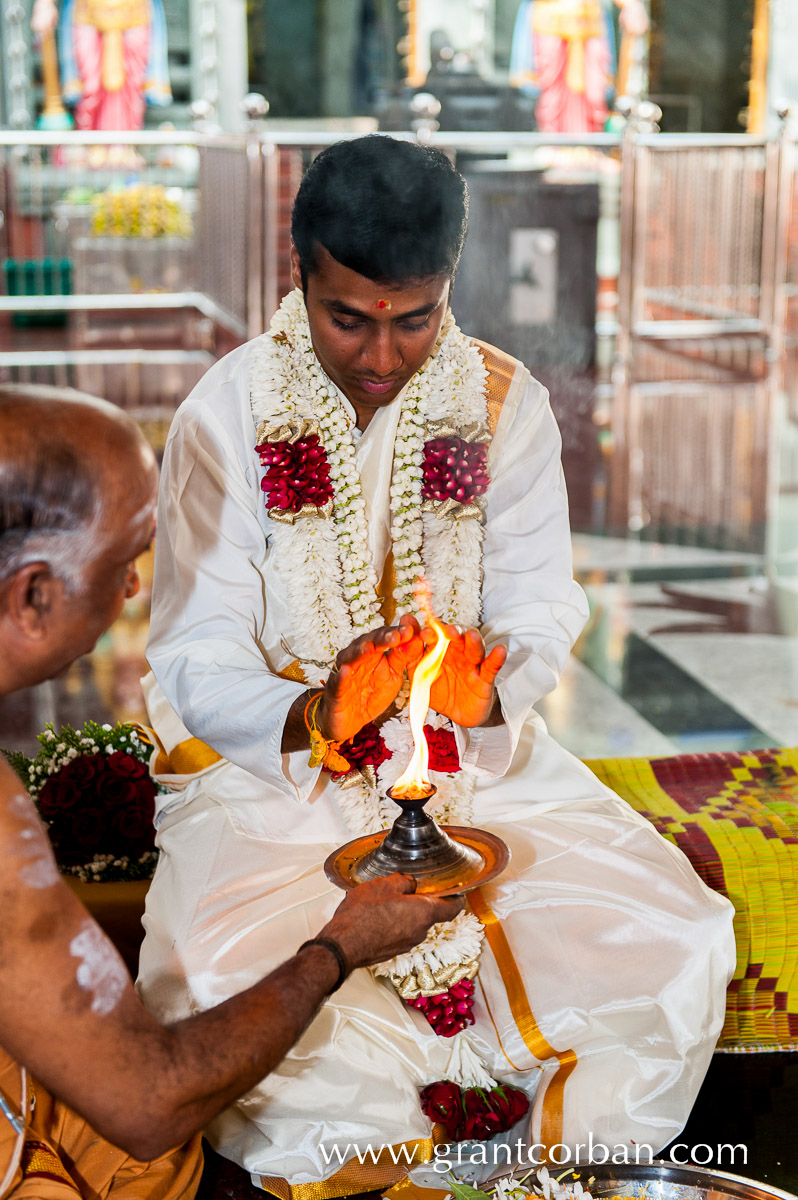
[145,335,589,839]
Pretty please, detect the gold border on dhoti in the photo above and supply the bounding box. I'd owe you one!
[257,1134,440,1200]
[468,888,577,1156]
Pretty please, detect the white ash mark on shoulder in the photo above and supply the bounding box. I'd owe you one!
[7,791,38,820]
[6,793,59,889]
[70,921,128,1015]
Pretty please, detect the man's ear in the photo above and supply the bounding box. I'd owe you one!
[289,243,302,291]
[5,562,60,640]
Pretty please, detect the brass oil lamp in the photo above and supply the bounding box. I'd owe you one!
[325,605,509,896]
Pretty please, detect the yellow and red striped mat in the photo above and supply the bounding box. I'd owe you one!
[585,748,798,1050]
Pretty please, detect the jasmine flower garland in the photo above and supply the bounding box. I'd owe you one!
[249,292,513,1110]
[249,288,491,836]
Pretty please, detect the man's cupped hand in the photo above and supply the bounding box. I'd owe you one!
[316,617,424,744]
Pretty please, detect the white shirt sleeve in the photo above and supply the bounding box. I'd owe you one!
[453,368,589,777]
[148,348,585,795]
[146,349,321,802]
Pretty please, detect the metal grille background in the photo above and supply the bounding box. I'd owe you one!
[195,140,250,331]
[611,135,789,552]
[634,145,768,325]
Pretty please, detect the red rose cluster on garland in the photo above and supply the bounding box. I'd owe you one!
[321,723,461,781]
[256,435,333,513]
[323,722,392,779]
[422,437,489,506]
[37,751,157,868]
[425,725,461,773]
[406,978,475,1036]
[420,1080,529,1141]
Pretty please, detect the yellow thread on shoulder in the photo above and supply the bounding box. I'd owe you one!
[473,338,517,435]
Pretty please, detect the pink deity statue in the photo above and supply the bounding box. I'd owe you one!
[510,0,649,134]
[31,0,171,132]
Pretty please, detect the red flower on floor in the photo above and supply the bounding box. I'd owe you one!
[256,435,333,514]
[38,751,157,868]
[422,437,490,506]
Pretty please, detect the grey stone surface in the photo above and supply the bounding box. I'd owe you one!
[537,654,679,758]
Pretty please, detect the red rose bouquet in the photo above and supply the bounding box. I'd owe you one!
[4,720,159,882]
[420,1080,530,1142]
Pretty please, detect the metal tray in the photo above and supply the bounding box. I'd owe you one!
[324,825,510,896]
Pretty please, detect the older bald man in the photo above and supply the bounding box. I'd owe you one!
[0,384,461,1199]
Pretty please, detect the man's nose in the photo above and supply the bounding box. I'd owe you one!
[362,327,402,376]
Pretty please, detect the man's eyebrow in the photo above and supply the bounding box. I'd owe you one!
[322,299,440,320]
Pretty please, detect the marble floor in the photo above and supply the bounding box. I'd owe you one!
[537,535,798,759]
[2,534,797,758]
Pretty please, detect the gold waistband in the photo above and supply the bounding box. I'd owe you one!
[258,1134,440,1200]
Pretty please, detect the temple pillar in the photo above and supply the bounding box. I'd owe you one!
[189,0,247,130]
[766,0,798,135]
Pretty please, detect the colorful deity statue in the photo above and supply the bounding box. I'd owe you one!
[31,0,171,132]
[510,0,649,134]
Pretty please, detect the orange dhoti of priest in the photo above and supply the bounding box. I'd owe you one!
[0,1044,201,1198]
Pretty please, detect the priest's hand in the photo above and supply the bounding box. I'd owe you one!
[316,615,424,744]
[320,873,463,970]
[416,620,507,729]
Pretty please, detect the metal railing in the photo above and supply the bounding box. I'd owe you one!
[608,122,796,555]
[0,128,255,426]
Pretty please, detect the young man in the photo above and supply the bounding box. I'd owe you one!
[139,137,736,1194]
[0,383,461,1198]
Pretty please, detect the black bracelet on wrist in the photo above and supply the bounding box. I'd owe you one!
[297,936,348,994]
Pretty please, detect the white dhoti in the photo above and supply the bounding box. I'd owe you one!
[137,318,736,1185]
[138,713,735,1181]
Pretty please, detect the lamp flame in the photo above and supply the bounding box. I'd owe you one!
[391,586,450,800]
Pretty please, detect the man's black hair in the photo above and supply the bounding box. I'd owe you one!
[291,135,468,286]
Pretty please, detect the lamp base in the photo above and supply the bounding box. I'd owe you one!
[324,786,510,896]
[352,786,481,884]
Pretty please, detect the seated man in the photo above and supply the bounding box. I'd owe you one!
[0,383,460,1198]
[138,136,736,1192]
